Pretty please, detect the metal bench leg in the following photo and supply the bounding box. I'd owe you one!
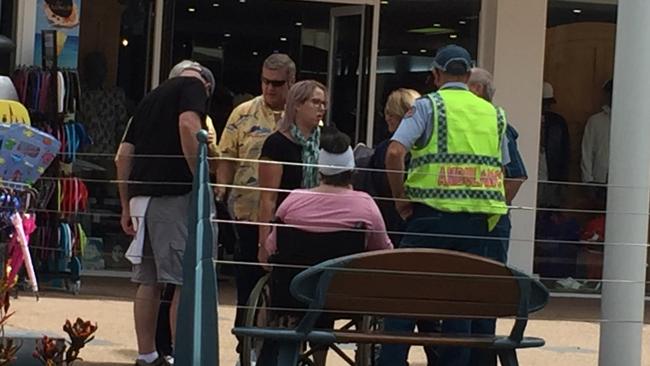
[355,315,373,366]
[278,341,302,366]
[497,350,519,366]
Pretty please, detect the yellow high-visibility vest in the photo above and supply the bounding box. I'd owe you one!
[405,89,507,215]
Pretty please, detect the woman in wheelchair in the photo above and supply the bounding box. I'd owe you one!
[261,127,393,261]
[258,128,393,365]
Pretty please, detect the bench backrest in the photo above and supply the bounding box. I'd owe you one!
[291,249,549,340]
[270,223,366,310]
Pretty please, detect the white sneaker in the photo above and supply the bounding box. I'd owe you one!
[556,277,582,290]
[234,351,256,366]
[164,355,174,365]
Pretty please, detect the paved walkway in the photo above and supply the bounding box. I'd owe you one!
[6,277,650,365]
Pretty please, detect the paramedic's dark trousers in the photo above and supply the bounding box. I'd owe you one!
[378,204,504,366]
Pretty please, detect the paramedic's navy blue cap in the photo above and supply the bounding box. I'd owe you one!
[432,44,473,74]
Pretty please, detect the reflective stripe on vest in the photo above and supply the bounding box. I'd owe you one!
[405,90,508,215]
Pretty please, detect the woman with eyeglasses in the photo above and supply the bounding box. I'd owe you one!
[257,80,328,263]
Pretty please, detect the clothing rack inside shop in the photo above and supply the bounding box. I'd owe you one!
[7,62,88,294]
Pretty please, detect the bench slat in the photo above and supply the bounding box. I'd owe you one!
[325,295,519,318]
[330,330,545,349]
[327,272,519,304]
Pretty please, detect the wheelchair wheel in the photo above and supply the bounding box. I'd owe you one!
[240,273,270,366]
[320,316,377,366]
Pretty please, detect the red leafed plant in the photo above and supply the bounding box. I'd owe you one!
[0,337,20,366]
[0,252,98,365]
[0,264,20,365]
[32,318,98,365]
[33,336,65,366]
[63,318,97,363]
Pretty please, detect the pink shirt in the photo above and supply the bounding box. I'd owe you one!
[265,188,394,254]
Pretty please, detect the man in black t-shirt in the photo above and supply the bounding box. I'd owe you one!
[115,61,214,366]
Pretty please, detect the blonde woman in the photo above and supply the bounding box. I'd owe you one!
[370,88,421,244]
[257,80,328,262]
[384,88,421,134]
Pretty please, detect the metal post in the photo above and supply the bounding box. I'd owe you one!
[599,1,650,365]
[175,130,219,365]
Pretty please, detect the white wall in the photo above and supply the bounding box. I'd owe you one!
[479,0,548,274]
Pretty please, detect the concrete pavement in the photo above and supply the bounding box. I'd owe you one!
[5,277,650,365]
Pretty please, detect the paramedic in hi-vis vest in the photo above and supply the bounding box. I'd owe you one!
[378,45,511,366]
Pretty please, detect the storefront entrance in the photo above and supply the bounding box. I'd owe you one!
[163,0,378,144]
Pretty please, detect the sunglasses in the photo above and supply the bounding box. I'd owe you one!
[261,77,288,88]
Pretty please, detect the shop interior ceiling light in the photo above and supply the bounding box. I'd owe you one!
[408,27,455,35]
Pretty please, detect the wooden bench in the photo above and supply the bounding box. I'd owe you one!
[233,249,549,366]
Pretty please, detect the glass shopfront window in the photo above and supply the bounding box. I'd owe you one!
[76,0,153,273]
[536,0,619,294]
[3,0,153,281]
[372,0,480,145]
[70,0,153,274]
[168,0,375,144]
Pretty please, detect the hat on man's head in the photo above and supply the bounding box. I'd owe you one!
[542,82,555,102]
[431,45,473,75]
[169,60,216,96]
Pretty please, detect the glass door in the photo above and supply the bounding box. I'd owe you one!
[327,5,372,144]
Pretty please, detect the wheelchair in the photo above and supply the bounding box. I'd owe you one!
[239,221,378,366]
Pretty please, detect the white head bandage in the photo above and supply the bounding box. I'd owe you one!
[318,147,355,176]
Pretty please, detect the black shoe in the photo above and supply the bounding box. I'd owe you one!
[135,356,170,366]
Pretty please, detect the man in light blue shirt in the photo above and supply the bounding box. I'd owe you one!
[379,45,512,366]
[391,85,510,171]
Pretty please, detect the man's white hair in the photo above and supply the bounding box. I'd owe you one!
[468,67,496,102]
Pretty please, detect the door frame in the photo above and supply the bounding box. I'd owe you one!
[14,0,36,67]
[327,5,365,142]
[292,0,380,146]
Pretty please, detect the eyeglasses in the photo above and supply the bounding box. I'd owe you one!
[309,98,328,110]
[261,77,287,88]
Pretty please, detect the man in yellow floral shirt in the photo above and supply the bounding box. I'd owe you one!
[216,53,295,358]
